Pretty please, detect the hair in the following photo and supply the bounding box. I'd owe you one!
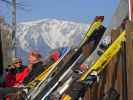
[30,51,42,59]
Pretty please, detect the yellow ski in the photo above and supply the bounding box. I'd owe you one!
[80,30,126,81]
[80,16,104,46]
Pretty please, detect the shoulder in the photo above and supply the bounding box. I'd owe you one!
[34,61,43,67]
[32,61,44,71]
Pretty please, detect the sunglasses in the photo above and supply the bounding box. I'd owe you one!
[14,61,22,64]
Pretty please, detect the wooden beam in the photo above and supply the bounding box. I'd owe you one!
[125,21,133,100]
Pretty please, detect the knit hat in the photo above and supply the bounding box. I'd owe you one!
[12,57,22,64]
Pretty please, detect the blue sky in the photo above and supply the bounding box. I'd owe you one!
[1,0,119,26]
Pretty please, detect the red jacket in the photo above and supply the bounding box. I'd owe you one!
[52,50,60,62]
[5,72,16,87]
[5,67,30,87]
[15,67,30,84]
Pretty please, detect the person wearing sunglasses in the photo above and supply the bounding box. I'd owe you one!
[5,57,29,87]
[13,57,30,86]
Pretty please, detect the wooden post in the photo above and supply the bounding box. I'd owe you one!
[125,21,133,100]
[12,0,16,57]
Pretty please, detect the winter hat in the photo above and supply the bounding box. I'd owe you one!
[12,57,22,64]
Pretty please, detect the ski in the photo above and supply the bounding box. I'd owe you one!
[80,16,104,46]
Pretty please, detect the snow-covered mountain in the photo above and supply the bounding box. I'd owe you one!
[16,18,89,64]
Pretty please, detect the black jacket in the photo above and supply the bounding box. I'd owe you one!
[23,61,44,84]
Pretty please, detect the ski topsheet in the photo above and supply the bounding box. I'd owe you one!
[33,16,104,100]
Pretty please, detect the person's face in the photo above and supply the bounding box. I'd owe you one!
[14,61,22,67]
[28,54,38,64]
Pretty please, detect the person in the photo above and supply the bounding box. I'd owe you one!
[47,48,61,65]
[13,57,29,85]
[23,51,44,84]
[5,57,29,87]
[52,49,60,62]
